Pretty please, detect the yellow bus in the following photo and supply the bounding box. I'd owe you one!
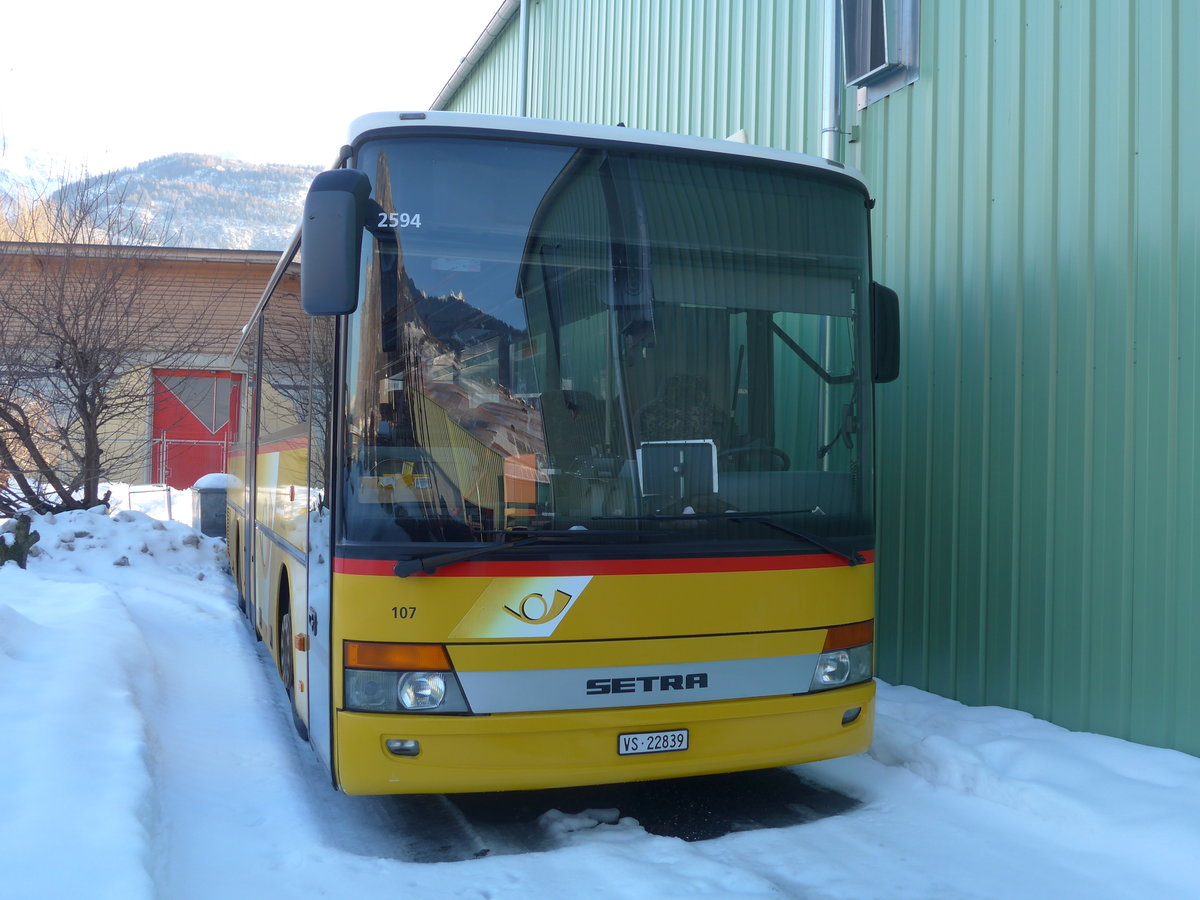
[226,112,900,795]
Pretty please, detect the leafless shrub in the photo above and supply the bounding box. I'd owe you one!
[0,167,229,514]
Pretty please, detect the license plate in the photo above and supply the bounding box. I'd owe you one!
[618,729,689,755]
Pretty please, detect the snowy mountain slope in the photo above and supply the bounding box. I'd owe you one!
[64,154,321,251]
[1,153,320,251]
[0,143,55,197]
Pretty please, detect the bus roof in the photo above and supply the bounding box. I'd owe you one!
[345,111,869,193]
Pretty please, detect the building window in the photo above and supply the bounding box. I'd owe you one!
[841,0,919,107]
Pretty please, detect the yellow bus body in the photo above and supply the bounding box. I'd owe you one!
[330,560,874,794]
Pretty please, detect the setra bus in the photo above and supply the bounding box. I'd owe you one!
[226,111,900,795]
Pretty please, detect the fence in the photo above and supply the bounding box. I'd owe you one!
[114,483,194,524]
[153,435,231,490]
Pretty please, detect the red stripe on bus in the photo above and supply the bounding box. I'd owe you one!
[333,550,873,577]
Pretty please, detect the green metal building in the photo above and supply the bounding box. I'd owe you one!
[433,0,1199,756]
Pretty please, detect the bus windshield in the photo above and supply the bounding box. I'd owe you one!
[340,135,874,554]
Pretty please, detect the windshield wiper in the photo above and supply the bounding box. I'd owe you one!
[593,510,865,566]
[394,538,542,577]
[740,517,866,566]
[392,529,654,577]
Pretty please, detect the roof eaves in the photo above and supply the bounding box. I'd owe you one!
[0,241,280,266]
[430,0,521,111]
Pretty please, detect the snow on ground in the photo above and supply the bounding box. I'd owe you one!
[2,500,1199,899]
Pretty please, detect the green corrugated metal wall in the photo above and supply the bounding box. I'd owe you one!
[450,10,524,117]
[448,0,830,150]
[863,0,1198,755]
[439,0,1200,756]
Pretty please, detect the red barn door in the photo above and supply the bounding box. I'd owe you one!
[151,369,241,489]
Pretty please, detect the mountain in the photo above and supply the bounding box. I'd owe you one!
[2,153,322,252]
[78,154,324,251]
[0,146,56,199]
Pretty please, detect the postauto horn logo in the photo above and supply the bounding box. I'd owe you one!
[449,576,593,638]
[504,589,573,625]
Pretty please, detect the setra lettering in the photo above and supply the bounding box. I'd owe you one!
[586,672,709,695]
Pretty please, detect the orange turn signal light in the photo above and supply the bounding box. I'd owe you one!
[343,641,451,671]
[823,620,874,652]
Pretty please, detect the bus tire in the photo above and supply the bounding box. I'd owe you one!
[233,525,246,615]
[280,609,309,742]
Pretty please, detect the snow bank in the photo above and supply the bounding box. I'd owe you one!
[191,472,230,490]
[0,507,230,898]
[2,501,1199,899]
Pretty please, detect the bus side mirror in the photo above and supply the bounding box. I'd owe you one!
[301,169,372,316]
[871,282,901,383]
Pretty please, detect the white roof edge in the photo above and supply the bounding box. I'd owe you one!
[344,111,869,189]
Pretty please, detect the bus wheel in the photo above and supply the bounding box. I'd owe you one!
[234,527,246,615]
[279,610,310,742]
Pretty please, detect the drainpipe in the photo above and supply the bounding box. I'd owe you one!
[431,0,521,111]
[517,0,529,116]
[820,0,844,162]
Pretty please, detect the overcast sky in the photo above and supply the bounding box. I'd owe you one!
[0,0,503,173]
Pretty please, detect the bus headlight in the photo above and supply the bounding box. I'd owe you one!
[344,669,394,710]
[809,621,874,692]
[398,672,446,710]
[809,644,873,691]
[344,668,469,713]
[343,642,469,713]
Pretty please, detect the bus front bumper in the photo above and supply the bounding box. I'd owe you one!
[333,680,874,795]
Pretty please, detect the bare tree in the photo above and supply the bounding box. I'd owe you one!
[0,168,229,515]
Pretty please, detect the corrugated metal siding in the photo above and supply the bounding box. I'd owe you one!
[440,0,1199,756]
[862,0,1199,754]
[443,0,828,155]
[445,11,523,117]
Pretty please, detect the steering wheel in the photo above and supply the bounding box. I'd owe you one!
[719,445,790,471]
